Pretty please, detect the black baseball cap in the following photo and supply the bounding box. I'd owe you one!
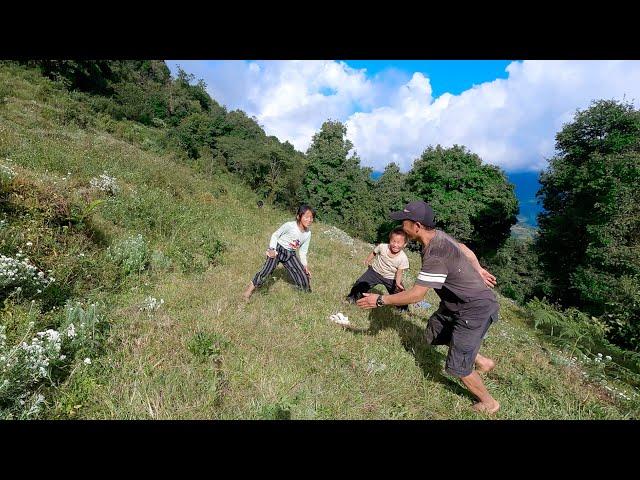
[389,201,436,227]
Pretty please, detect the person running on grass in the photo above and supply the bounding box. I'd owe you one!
[243,205,315,300]
[345,227,409,311]
[356,200,501,414]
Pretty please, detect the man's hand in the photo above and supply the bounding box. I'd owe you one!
[266,249,277,258]
[356,292,379,309]
[304,266,311,277]
[479,268,496,288]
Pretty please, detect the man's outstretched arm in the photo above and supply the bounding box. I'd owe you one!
[356,284,430,309]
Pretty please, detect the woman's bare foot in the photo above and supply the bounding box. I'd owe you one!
[472,399,500,414]
[242,283,255,301]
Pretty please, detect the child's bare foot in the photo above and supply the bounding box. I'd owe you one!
[472,399,500,414]
[242,283,255,301]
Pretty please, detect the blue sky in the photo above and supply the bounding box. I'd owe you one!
[343,60,514,98]
[166,60,640,175]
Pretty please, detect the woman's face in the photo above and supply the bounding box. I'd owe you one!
[299,210,314,228]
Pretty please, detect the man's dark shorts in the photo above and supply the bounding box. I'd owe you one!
[425,302,499,378]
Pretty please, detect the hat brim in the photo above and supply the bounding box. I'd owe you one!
[389,210,412,221]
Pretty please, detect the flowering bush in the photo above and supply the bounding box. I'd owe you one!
[107,234,149,275]
[0,301,105,419]
[139,296,164,316]
[0,253,55,301]
[89,172,120,195]
[1,163,16,180]
[0,162,16,192]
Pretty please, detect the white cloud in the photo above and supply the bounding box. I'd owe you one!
[167,60,640,173]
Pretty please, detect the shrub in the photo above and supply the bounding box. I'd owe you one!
[0,252,55,302]
[89,172,120,196]
[187,331,228,361]
[139,296,164,316]
[106,234,149,276]
[0,301,106,419]
[0,162,16,194]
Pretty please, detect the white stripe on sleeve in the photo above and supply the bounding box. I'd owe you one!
[417,272,447,284]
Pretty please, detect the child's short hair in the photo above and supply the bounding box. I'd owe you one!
[297,204,316,219]
[389,227,407,242]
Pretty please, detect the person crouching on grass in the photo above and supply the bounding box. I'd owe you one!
[356,201,501,415]
[243,205,315,300]
[346,227,409,311]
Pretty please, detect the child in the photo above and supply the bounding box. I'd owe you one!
[243,205,315,300]
[346,227,410,310]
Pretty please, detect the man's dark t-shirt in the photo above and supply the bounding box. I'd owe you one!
[415,230,498,320]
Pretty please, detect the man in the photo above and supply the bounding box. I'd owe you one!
[356,201,501,414]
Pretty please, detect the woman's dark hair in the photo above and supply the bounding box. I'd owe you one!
[296,204,316,220]
[389,226,408,241]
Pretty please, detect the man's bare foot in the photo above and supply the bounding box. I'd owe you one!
[475,356,496,373]
[472,399,500,414]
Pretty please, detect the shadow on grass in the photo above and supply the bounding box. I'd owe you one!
[346,305,474,401]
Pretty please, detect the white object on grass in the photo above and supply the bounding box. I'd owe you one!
[330,312,350,326]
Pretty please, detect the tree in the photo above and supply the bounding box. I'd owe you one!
[301,121,379,241]
[374,162,410,242]
[536,99,640,348]
[406,145,518,257]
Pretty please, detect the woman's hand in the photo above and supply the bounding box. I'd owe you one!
[266,248,277,258]
[304,265,311,277]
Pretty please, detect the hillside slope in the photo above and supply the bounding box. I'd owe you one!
[1,64,638,419]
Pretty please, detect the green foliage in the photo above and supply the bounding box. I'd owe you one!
[373,162,410,241]
[486,237,549,304]
[526,298,640,387]
[0,301,107,419]
[106,234,150,276]
[258,401,292,420]
[0,80,11,107]
[169,112,217,159]
[187,331,228,361]
[406,145,518,257]
[300,121,379,241]
[536,100,640,349]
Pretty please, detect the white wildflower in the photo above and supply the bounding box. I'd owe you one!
[90,172,120,195]
[83,357,91,365]
[66,323,76,339]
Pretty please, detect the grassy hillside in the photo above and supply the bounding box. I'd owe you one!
[1,63,639,419]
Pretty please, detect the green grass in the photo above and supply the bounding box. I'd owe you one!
[2,63,640,419]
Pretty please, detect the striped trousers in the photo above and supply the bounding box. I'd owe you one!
[252,244,311,292]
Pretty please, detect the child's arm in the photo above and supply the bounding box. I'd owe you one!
[299,234,311,274]
[394,268,406,291]
[363,250,375,266]
[267,222,288,257]
[364,245,380,266]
